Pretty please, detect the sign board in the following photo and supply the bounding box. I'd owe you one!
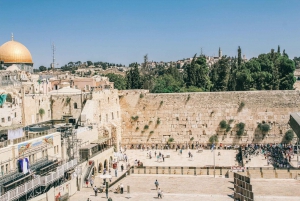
[18,135,53,155]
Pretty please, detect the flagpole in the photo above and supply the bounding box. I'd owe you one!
[213,140,215,178]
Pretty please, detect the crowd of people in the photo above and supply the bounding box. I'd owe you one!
[244,143,293,168]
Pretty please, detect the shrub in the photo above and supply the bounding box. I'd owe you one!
[136,127,139,130]
[236,122,245,136]
[190,137,194,141]
[160,101,163,106]
[237,129,244,136]
[219,120,227,129]
[39,108,45,118]
[140,93,144,98]
[131,116,139,121]
[144,125,149,130]
[258,123,270,133]
[237,122,245,130]
[229,119,234,124]
[186,94,191,102]
[149,121,153,124]
[168,137,174,143]
[209,135,218,144]
[141,130,145,134]
[226,125,232,132]
[284,130,294,143]
[64,97,71,106]
[156,118,161,125]
[150,131,154,134]
[176,117,179,121]
[238,101,245,112]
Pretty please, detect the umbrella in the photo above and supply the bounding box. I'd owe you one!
[97,175,112,179]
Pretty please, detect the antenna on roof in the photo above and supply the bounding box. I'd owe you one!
[52,42,56,72]
[11,33,14,41]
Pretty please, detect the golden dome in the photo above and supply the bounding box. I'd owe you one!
[0,38,33,64]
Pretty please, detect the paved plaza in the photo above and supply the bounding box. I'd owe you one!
[70,174,300,201]
[125,149,239,167]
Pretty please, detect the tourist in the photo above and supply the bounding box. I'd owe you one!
[85,179,89,187]
[93,186,98,196]
[155,179,159,190]
[162,155,165,162]
[157,188,162,199]
[155,151,157,157]
[121,164,124,172]
[115,169,118,177]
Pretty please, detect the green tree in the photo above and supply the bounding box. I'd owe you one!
[87,61,93,66]
[211,56,231,91]
[105,73,126,90]
[238,46,242,67]
[39,66,47,71]
[152,74,182,93]
[185,54,197,87]
[284,130,294,143]
[194,56,211,91]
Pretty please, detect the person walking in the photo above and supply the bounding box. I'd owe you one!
[93,186,98,196]
[121,164,124,172]
[90,178,94,188]
[155,179,159,190]
[157,188,162,199]
[162,155,165,162]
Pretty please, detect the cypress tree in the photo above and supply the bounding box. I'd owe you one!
[238,46,242,67]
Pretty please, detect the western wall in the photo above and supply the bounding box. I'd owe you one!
[119,90,300,146]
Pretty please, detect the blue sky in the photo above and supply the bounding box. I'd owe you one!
[0,0,299,68]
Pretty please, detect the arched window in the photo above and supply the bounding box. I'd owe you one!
[74,102,78,109]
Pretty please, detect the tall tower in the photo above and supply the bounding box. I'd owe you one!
[218,47,222,58]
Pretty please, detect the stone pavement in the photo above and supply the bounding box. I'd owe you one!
[70,174,234,201]
[125,149,239,167]
[70,174,300,201]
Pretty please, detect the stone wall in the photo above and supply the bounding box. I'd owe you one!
[23,94,52,125]
[119,90,300,146]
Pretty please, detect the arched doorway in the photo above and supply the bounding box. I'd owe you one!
[104,159,108,170]
[98,163,103,173]
[109,156,113,168]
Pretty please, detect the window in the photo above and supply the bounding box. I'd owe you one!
[108,97,109,103]
[15,112,16,118]
[106,114,108,122]
[54,147,56,154]
[48,110,50,118]
[112,112,114,120]
[117,111,119,118]
[7,117,11,121]
[39,100,40,106]
[1,166,4,174]
[56,146,59,154]
[99,115,101,121]
[74,102,78,109]
[5,164,8,173]
[1,118,4,123]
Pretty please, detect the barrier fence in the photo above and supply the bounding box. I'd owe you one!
[0,159,78,201]
[131,166,231,176]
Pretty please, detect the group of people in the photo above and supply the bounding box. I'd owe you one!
[155,179,163,199]
[244,143,293,168]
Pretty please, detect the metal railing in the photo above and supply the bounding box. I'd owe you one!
[0,159,78,201]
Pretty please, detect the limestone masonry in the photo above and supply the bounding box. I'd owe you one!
[119,90,300,146]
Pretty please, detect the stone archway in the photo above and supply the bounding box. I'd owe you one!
[98,163,103,173]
